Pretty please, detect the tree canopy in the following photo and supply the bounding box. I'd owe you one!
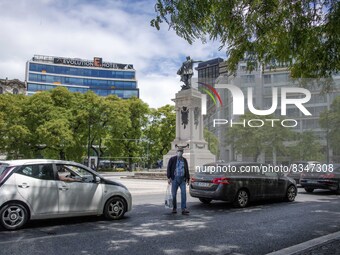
[0,88,149,166]
[151,0,340,78]
[320,95,340,159]
[226,113,294,162]
[287,131,323,161]
[0,88,220,168]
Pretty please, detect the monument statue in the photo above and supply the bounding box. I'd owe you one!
[177,56,202,90]
[163,55,215,171]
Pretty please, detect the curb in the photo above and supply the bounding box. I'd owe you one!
[125,172,167,180]
[266,230,340,255]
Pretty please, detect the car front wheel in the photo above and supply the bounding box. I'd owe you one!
[104,197,126,220]
[233,189,249,208]
[286,185,297,202]
[199,198,212,204]
[0,203,29,231]
[305,187,314,193]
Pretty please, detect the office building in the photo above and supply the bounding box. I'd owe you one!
[196,58,232,160]
[25,55,139,98]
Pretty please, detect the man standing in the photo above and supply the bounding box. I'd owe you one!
[167,147,190,215]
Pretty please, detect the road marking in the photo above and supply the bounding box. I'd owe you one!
[0,232,78,244]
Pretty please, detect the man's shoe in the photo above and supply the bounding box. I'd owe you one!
[172,209,177,214]
[182,209,190,215]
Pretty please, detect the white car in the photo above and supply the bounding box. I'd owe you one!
[0,159,132,230]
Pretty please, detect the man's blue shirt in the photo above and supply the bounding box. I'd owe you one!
[175,158,185,177]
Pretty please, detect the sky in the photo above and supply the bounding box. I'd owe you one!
[0,0,225,108]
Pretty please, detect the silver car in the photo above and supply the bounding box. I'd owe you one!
[0,159,132,230]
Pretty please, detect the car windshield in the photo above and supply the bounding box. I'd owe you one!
[333,164,340,173]
[0,164,12,185]
[58,164,96,181]
[0,164,9,175]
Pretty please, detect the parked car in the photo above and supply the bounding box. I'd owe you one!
[287,161,320,184]
[98,160,129,172]
[190,162,297,208]
[112,161,129,172]
[300,164,340,194]
[0,159,132,230]
[98,160,111,169]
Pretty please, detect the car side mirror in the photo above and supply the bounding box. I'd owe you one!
[95,176,101,183]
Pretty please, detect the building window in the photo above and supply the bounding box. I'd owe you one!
[13,88,19,94]
[241,75,255,84]
[263,75,271,84]
[273,73,289,83]
[239,65,247,71]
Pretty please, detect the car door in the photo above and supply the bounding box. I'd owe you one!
[263,172,280,198]
[56,164,103,214]
[241,164,263,199]
[277,174,287,196]
[15,164,59,215]
[250,172,266,199]
[238,164,264,199]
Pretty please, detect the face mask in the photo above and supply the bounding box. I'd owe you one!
[177,151,183,157]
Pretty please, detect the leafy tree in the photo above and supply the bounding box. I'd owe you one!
[101,96,131,165]
[0,94,30,159]
[0,90,137,163]
[287,131,323,161]
[204,128,219,156]
[82,91,112,163]
[151,0,340,78]
[105,97,149,169]
[63,91,90,162]
[320,95,340,158]
[145,105,176,167]
[21,91,56,158]
[38,88,76,160]
[226,113,293,162]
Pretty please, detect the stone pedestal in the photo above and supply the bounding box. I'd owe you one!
[163,88,216,171]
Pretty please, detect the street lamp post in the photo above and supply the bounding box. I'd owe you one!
[326,112,330,164]
[87,113,91,167]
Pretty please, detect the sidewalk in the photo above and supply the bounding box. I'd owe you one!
[98,170,168,180]
[98,171,134,177]
[267,230,340,255]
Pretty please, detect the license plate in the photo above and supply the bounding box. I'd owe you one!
[307,180,319,184]
[197,182,210,187]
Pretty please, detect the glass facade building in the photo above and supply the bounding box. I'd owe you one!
[25,55,139,98]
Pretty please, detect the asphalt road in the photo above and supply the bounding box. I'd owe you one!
[1,178,340,255]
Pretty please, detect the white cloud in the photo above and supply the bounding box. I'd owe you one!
[0,0,225,108]
[139,74,178,109]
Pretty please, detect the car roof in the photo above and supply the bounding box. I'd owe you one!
[1,159,84,167]
[290,161,320,164]
[204,161,261,166]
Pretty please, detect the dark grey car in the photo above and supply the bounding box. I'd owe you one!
[287,161,320,184]
[190,162,297,208]
[300,164,340,194]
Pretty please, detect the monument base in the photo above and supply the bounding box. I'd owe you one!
[163,140,216,173]
[163,88,216,172]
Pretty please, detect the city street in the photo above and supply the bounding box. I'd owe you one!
[1,177,340,255]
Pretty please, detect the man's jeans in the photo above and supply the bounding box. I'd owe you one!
[171,176,186,210]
